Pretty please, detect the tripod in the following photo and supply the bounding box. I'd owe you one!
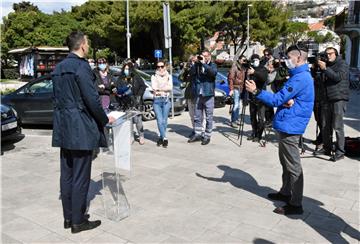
[237,69,250,145]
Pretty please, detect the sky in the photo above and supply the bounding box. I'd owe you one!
[1,0,87,22]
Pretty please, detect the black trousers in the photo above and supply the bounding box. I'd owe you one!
[321,100,347,156]
[60,148,93,225]
[313,102,323,143]
[249,101,266,139]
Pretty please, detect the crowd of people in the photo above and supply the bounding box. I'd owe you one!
[52,30,350,234]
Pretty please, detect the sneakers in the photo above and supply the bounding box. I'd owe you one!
[162,139,168,148]
[188,135,202,143]
[157,138,163,146]
[201,137,210,145]
[230,122,239,128]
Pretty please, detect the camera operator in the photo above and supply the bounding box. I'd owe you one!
[188,50,217,145]
[261,48,274,66]
[247,54,268,142]
[314,47,349,162]
[179,55,198,137]
[245,44,314,215]
[228,55,247,128]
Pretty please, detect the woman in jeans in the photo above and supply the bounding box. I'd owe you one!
[151,60,173,148]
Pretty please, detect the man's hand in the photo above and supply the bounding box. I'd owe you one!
[245,80,257,93]
[229,90,234,96]
[111,87,117,93]
[317,60,326,70]
[107,115,116,124]
[247,67,255,75]
[283,99,294,108]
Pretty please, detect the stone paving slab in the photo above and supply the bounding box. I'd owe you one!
[1,90,359,243]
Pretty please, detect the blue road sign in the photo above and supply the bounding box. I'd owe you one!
[154,49,162,59]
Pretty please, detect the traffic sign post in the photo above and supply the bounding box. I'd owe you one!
[154,49,162,61]
[163,2,174,118]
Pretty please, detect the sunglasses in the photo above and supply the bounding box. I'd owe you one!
[157,65,165,69]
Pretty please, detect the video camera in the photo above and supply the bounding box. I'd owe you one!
[308,51,328,64]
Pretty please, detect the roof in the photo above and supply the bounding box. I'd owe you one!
[309,21,325,31]
[8,46,69,54]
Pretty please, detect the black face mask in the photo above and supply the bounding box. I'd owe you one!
[280,61,287,68]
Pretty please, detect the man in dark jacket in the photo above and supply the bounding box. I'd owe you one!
[188,50,217,145]
[52,31,114,234]
[315,47,349,162]
[247,54,268,142]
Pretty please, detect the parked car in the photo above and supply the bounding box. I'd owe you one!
[1,76,53,125]
[2,71,186,124]
[1,103,21,141]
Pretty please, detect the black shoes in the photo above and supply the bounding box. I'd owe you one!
[157,138,163,146]
[188,135,202,143]
[313,148,331,156]
[201,138,210,145]
[163,139,168,148]
[252,137,260,143]
[330,154,345,162]
[273,204,304,215]
[64,214,90,229]
[267,192,291,203]
[71,220,101,234]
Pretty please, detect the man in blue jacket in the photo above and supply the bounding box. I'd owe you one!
[245,44,314,215]
[188,50,217,145]
[52,31,115,233]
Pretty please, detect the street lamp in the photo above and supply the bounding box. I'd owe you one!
[247,4,253,57]
[126,0,131,59]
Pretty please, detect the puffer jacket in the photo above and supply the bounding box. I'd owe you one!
[256,63,314,135]
[323,57,349,102]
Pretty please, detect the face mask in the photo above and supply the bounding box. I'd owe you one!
[253,60,260,67]
[285,59,296,69]
[98,64,106,71]
[89,63,95,69]
[124,69,130,76]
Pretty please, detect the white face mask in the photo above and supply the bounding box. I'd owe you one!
[285,59,296,69]
[253,59,260,67]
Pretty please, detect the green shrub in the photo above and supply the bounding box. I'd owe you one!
[2,68,20,79]
[1,88,16,95]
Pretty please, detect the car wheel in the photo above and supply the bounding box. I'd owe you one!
[142,100,156,121]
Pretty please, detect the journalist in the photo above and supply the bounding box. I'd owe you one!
[314,47,349,162]
[52,31,115,233]
[188,50,217,145]
[247,54,268,142]
[228,55,247,128]
[245,44,314,215]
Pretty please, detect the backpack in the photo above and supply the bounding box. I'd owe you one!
[345,137,360,157]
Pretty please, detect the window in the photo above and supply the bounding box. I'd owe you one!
[18,79,53,94]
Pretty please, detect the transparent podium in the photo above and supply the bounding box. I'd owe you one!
[97,110,139,221]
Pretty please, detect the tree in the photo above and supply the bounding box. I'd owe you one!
[286,22,309,44]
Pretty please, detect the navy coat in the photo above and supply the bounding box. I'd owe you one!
[52,53,109,150]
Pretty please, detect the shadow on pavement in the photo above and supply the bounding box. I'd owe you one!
[1,133,25,155]
[196,165,360,243]
[168,124,193,138]
[143,129,159,143]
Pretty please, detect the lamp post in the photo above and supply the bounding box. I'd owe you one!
[126,0,131,59]
[247,4,253,57]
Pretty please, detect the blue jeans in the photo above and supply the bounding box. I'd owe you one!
[231,89,241,123]
[153,97,171,139]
